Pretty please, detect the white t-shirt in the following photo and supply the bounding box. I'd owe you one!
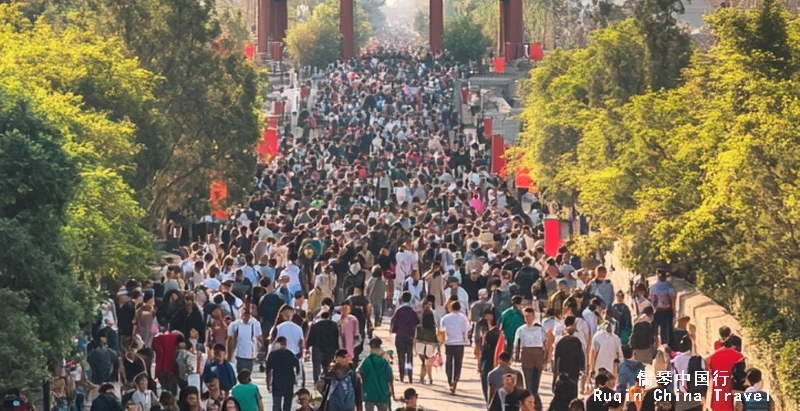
[275,321,304,355]
[227,319,261,359]
[591,329,623,373]
[440,312,470,346]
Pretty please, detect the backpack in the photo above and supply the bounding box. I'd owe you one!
[327,370,356,411]
[684,355,708,395]
[742,390,771,411]
[732,360,748,391]
[630,321,654,350]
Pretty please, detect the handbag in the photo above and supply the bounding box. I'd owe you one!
[431,352,444,368]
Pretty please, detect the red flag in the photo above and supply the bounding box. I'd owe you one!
[244,43,254,60]
[491,135,506,175]
[485,116,493,136]
[530,43,544,61]
[544,218,562,257]
[494,332,507,368]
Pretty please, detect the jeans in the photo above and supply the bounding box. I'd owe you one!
[523,367,543,396]
[653,310,674,348]
[480,364,491,402]
[296,353,306,387]
[272,392,292,411]
[364,402,389,411]
[396,338,414,381]
[372,301,383,327]
[312,349,334,383]
[236,357,255,374]
[445,345,465,386]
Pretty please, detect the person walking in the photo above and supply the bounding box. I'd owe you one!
[514,307,547,408]
[358,338,394,411]
[415,299,440,385]
[649,270,676,348]
[439,301,470,395]
[390,292,420,383]
[307,309,340,383]
[227,310,262,374]
[553,321,585,399]
[500,296,525,354]
[231,370,263,411]
[265,337,301,411]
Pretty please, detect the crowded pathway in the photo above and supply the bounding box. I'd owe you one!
[68,23,773,411]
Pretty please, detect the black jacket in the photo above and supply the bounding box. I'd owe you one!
[170,307,206,343]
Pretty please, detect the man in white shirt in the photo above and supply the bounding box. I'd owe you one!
[439,301,470,394]
[446,277,469,315]
[227,310,261,374]
[395,246,418,293]
[275,306,304,356]
[590,321,623,377]
[514,308,547,400]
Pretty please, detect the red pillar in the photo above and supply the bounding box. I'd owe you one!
[340,0,355,59]
[429,0,443,53]
[271,0,288,43]
[507,0,524,52]
[498,0,506,56]
[257,0,270,53]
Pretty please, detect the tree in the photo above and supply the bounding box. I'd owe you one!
[443,14,492,64]
[0,87,91,391]
[285,0,372,66]
[0,4,156,283]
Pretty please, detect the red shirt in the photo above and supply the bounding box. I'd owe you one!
[708,347,744,411]
[152,332,180,376]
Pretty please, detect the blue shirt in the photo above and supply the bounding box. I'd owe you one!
[616,359,644,393]
[649,280,675,310]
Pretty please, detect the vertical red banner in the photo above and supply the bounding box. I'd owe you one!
[491,134,506,175]
[209,181,229,219]
[484,116,493,136]
[244,43,255,60]
[530,42,544,61]
[544,218,562,257]
[493,58,505,73]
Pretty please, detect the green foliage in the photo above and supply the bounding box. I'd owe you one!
[443,14,492,64]
[0,289,47,390]
[0,4,156,283]
[285,0,372,66]
[516,0,800,405]
[778,340,800,409]
[0,88,91,391]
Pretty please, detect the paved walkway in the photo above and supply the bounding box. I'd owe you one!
[252,321,555,411]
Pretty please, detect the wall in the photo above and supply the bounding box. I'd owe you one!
[601,245,794,411]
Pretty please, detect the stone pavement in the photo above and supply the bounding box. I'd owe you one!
[252,320,555,411]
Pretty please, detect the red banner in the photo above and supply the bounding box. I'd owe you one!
[530,42,544,61]
[258,127,279,157]
[209,181,229,219]
[491,135,506,176]
[244,43,254,60]
[493,57,505,73]
[516,167,531,189]
[544,218,562,257]
[484,116,493,136]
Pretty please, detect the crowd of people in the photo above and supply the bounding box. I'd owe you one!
[44,23,773,411]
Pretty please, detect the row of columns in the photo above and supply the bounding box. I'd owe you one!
[256,0,521,60]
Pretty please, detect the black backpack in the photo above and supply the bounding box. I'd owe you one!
[684,355,708,395]
[630,321,654,350]
[732,360,748,391]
